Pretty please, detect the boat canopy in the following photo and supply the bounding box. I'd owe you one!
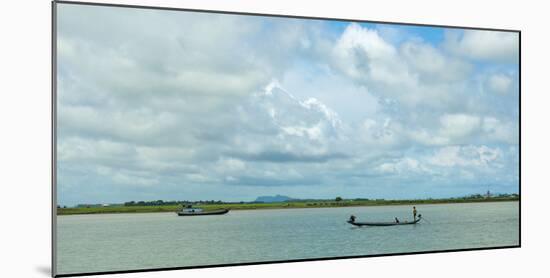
[181,208,203,213]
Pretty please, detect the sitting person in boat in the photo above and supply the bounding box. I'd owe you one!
[349,215,356,223]
[395,217,400,223]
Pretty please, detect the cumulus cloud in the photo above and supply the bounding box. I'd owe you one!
[376,157,425,175]
[444,29,519,63]
[439,113,481,140]
[330,23,480,112]
[332,23,416,92]
[482,117,518,144]
[400,40,472,83]
[428,145,502,168]
[486,73,514,94]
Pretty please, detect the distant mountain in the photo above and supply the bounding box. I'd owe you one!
[254,195,294,203]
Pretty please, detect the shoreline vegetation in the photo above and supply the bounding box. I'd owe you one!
[57,194,519,215]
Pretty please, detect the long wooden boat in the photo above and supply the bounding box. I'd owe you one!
[347,216,421,227]
[176,208,229,216]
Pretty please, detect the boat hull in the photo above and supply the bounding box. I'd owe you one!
[347,217,421,227]
[177,209,229,216]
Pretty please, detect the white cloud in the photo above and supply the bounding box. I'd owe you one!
[444,30,519,63]
[400,40,472,83]
[111,172,159,187]
[238,81,345,153]
[281,124,323,141]
[329,23,479,111]
[334,23,397,63]
[408,129,450,146]
[280,65,381,124]
[428,145,502,168]
[300,98,342,128]
[215,158,246,173]
[487,73,513,94]
[376,157,424,175]
[360,111,516,149]
[439,113,481,139]
[359,118,404,147]
[405,114,481,146]
[482,117,518,144]
[332,23,415,88]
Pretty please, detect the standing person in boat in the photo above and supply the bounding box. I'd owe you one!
[413,206,418,221]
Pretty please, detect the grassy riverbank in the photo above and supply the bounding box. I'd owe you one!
[57,196,519,215]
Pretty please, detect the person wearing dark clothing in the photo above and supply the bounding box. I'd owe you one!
[349,215,356,223]
[413,206,417,221]
[395,217,400,223]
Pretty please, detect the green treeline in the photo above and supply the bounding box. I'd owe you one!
[57,193,519,215]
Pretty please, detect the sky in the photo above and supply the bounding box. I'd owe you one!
[56,4,520,206]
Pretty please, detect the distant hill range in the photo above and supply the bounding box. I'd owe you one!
[254,194,295,203]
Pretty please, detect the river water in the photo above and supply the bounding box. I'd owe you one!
[56,201,519,275]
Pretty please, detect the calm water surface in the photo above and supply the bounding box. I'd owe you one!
[57,202,519,274]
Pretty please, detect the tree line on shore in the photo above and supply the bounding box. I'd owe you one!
[65,192,518,208]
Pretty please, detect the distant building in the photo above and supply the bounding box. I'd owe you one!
[485,190,491,198]
[102,204,110,207]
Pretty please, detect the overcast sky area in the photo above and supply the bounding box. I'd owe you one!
[56,4,519,206]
